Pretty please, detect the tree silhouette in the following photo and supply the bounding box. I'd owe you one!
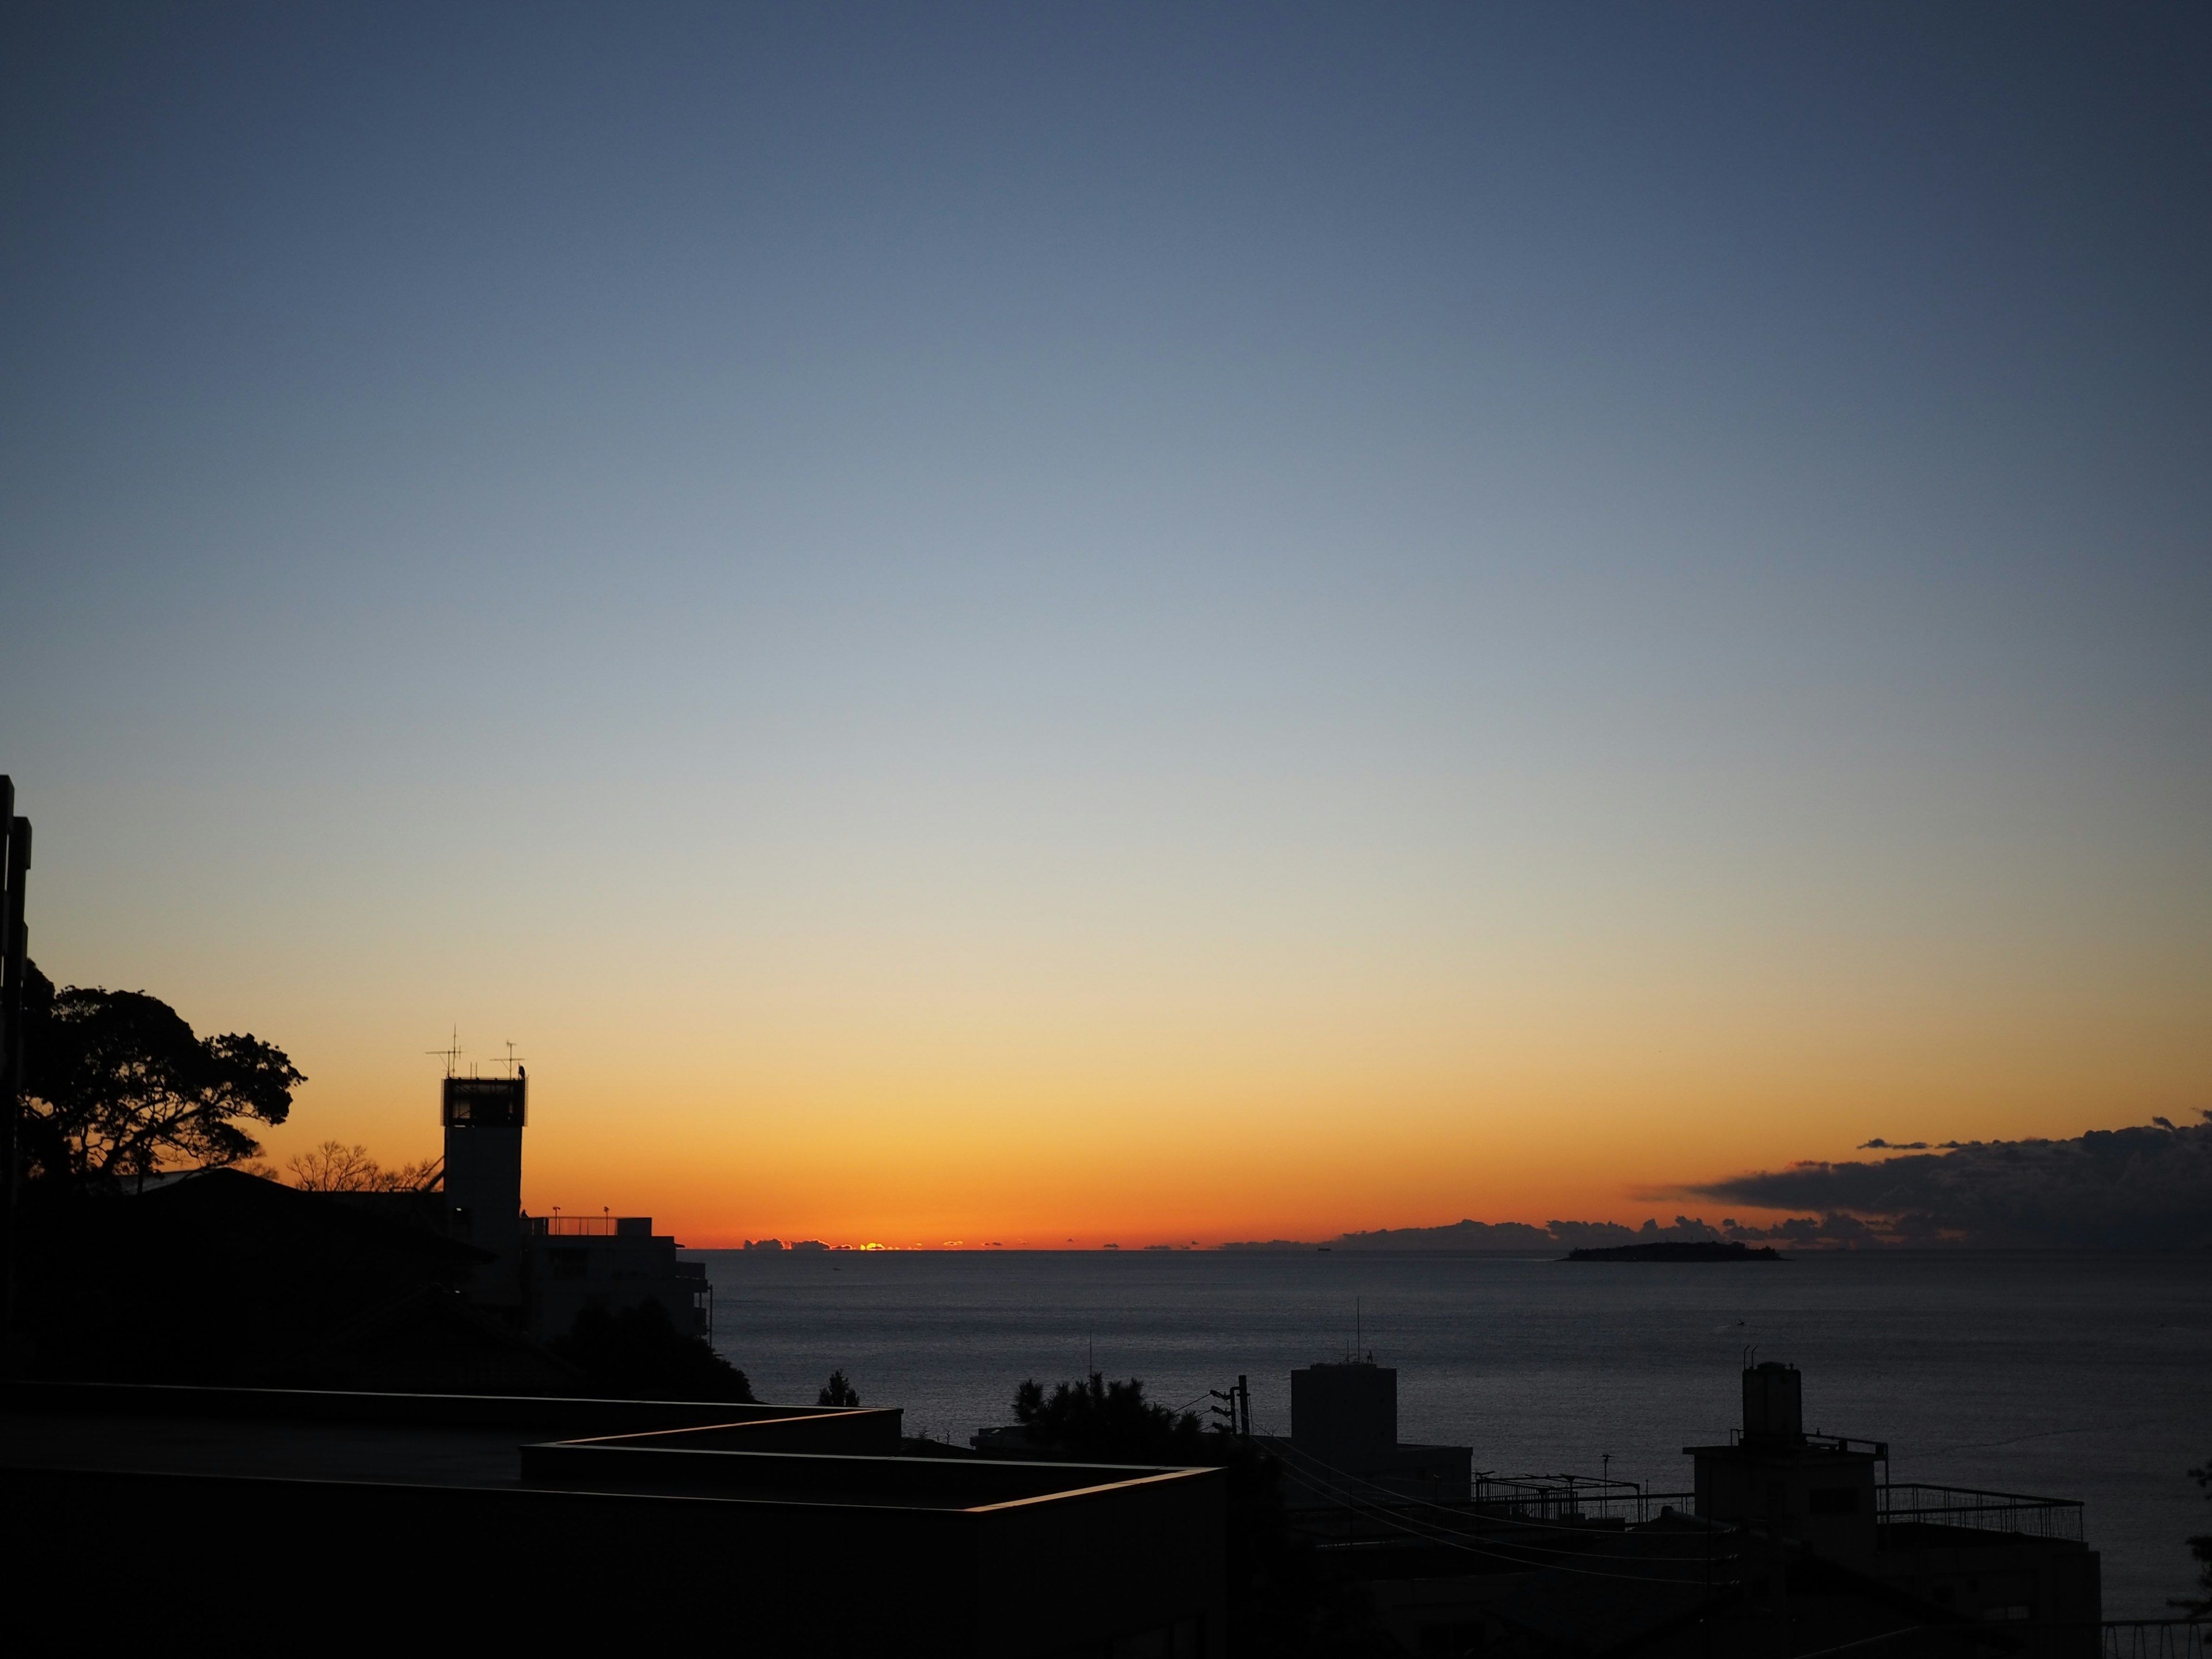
[817,1369,860,1407]
[18,963,305,1187]
[1012,1371,1211,1464]
[288,1140,439,1192]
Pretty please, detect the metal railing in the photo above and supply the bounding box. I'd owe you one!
[2100,1622,2209,1659]
[1724,1427,1891,1459]
[1469,1476,1695,1526]
[1456,1478,2083,1539]
[1877,1483,2084,1541]
[529,1214,618,1236]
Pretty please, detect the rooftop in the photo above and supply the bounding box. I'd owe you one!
[0,1380,1219,1517]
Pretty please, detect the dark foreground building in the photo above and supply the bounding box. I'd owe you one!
[0,1379,1224,1655]
[1274,1360,2101,1659]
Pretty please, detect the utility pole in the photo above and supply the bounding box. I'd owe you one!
[1,778,31,1353]
[1209,1375,1253,1438]
[1212,1380,1247,1433]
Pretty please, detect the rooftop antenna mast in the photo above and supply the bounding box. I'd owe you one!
[427,1027,461,1080]
[501,1040,525,1080]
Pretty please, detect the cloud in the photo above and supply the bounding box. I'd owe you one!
[1305,1214,1752,1251]
[1692,1113,2212,1248]
[1226,1117,2212,1252]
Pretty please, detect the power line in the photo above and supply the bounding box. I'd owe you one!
[1272,1441,1715,1568]
[1264,1441,1741,1584]
[1267,1437,1722,1554]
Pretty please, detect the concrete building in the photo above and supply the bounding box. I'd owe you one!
[1277,1358,1472,1505]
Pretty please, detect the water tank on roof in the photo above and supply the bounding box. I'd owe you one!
[1743,1361,1803,1444]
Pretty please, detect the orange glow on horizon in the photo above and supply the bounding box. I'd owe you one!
[240,980,2196,1249]
[50,747,2205,1251]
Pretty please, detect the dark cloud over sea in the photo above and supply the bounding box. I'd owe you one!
[1691,1113,2212,1249]
[1220,1115,2211,1252]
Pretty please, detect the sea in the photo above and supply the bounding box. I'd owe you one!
[688,1247,2211,1619]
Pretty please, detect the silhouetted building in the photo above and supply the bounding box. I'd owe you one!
[1685,1360,1881,1562]
[1,1379,1226,1654]
[524,1213,711,1340]
[1292,1359,2101,1659]
[12,1168,493,1385]
[437,1067,709,1342]
[1686,1362,2101,1644]
[443,1073,527,1314]
[1278,1358,1471,1504]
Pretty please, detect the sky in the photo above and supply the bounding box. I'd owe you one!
[3,3,2207,1247]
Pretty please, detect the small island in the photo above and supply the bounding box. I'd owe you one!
[1564,1240,1784,1263]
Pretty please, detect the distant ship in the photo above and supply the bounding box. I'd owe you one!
[1564,1240,1783,1262]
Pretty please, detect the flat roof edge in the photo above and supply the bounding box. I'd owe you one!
[0,1460,985,1517]
[0,1380,836,1430]
[964,1465,1224,1514]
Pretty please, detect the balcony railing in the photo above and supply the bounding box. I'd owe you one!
[1877,1482,2084,1541]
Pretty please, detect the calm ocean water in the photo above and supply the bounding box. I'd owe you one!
[690,1248,2211,1618]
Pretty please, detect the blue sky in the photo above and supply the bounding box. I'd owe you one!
[3,3,2206,1236]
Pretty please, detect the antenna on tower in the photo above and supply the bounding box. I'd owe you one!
[502,1040,525,1080]
[427,1027,461,1079]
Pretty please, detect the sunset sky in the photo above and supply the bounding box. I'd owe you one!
[5,4,2206,1247]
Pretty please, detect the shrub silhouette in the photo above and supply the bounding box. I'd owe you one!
[548,1298,755,1402]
